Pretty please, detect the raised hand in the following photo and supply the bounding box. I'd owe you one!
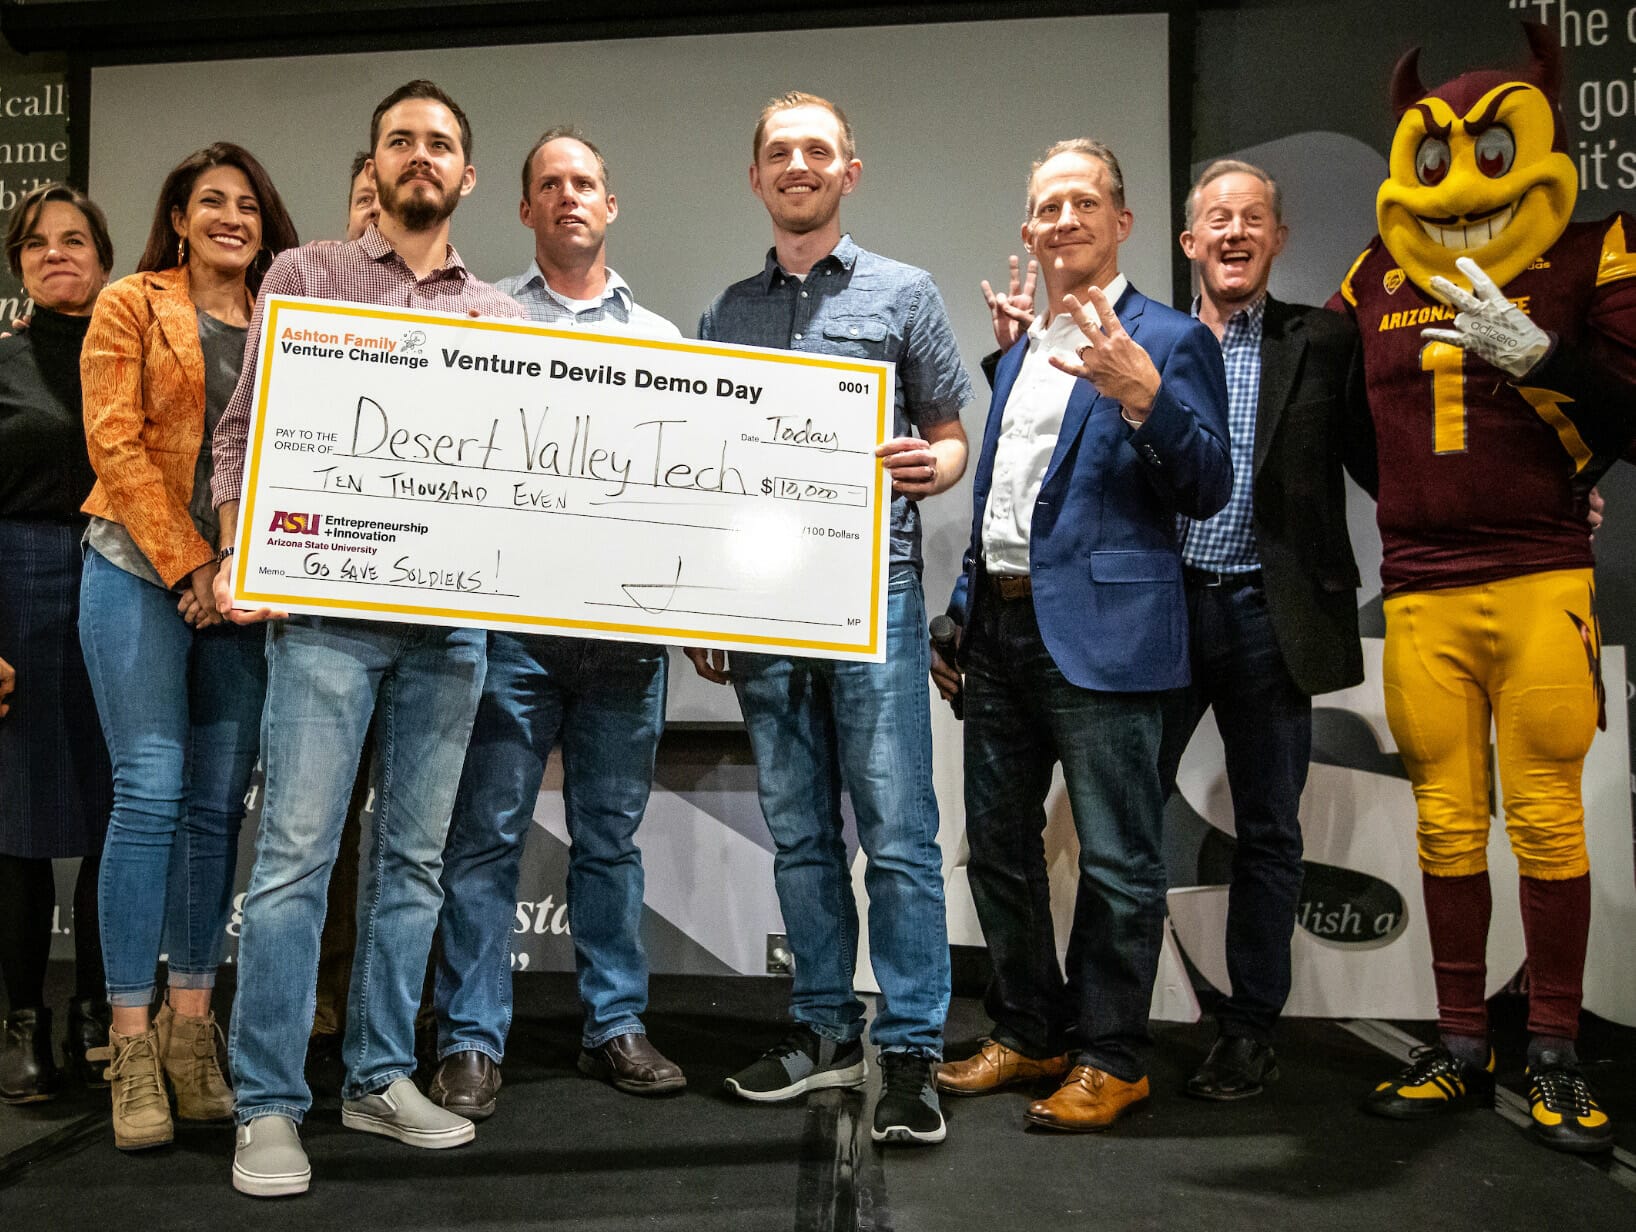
[1047,286,1161,420]
[980,255,1038,352]
[1422,255,1549,379]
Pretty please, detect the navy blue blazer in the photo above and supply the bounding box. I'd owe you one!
[949,283,1232,693]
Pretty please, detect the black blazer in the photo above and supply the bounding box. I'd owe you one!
[1248,296,1374,697]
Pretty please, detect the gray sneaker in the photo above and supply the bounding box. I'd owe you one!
[232,1115,311,1197]
[341,1076,475,1148]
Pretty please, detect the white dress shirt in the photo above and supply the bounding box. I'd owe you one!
[980,274,1127,576]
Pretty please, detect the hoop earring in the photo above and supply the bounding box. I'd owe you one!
[177,236,187,266]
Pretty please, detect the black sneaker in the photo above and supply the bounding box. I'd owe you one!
[724,1025,867,1103]
[1526,1052,1614,1154]
[871,1051,945,1145]
[1362,1043,1494,1119]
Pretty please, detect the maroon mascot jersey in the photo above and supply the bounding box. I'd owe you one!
[1333,216,1636,595]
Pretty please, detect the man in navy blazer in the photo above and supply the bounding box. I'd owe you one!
[932,139,1231,1132]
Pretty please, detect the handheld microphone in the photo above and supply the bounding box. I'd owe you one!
[928,614,964,720]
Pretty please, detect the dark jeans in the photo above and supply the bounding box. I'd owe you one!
[963,589,1165,1083]
[1158,573,1310,1044]
[436,631,667,1056]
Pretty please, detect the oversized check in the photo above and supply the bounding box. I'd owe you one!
[231,298,894,661]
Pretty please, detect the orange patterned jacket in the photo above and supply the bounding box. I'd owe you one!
[80,266,217,589]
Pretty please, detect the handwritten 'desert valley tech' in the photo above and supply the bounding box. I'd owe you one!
[232,297,895,662]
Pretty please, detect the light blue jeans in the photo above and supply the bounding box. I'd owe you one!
[78,546,266,1007]
[436,632,667,1057]
[731,567,948,1057]
[227,616,485,1123]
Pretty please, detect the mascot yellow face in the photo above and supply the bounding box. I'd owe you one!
[1376,24,1577,294]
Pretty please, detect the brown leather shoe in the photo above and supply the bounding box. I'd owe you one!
[578,1032,686,1095]
[1025,1065,1149,1132]
[935,1039,1071,1096]
[427,1050,502,1121]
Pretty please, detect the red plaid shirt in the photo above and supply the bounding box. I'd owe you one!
[211,224,525,506]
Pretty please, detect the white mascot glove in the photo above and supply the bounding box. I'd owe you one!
[1422,255,1550,379]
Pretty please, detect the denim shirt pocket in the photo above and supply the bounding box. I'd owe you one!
[820,315,889,360]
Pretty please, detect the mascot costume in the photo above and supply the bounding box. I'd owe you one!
[1332,23,1636,1153]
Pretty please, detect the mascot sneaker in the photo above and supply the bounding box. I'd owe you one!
[1363,1044,1494,1118]
[1526,1053,1614,1154]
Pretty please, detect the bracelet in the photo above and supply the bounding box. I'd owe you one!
[215,546,236,563]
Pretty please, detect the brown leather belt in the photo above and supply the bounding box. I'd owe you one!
[988,573,1033,600]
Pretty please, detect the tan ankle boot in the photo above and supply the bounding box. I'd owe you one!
[155,1001,234,1121]
[86,1026,173,1150]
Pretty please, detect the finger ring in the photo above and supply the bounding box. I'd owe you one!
[1077,344,1093,361]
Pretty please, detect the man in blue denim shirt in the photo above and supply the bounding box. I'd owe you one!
[690,91,972,1146]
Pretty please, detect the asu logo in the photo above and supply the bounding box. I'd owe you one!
[1384,268,1406,294]
[267,510,321,534]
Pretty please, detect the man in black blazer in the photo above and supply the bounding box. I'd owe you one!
[1158,160,1373,1099]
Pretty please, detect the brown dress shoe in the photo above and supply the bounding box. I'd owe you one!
[1025,1065,1149,1132]
[578,1032,686,1095]
[428,1050,502,1121]
[935,1039,1070,1096]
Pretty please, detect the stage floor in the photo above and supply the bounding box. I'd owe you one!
[3,970,1633,1230]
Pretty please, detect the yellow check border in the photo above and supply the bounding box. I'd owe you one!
[235,297,890,656]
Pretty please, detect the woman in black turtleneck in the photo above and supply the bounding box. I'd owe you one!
[0,183,116,1103]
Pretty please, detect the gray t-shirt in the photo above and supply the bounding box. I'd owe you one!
[87,308,247,587]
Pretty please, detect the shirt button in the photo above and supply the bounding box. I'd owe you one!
[793,332,803,341]
[850,326,859,335]
[800,290,808,298]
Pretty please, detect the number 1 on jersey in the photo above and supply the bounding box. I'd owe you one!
[1421,341,1466,454]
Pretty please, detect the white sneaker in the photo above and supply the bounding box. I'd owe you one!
[341,1076,475,1149]
[232,1115,311,1197]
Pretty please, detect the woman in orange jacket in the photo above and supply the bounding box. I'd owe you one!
[77,143,297,1150]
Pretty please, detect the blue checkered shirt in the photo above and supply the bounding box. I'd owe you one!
[1178,296,1263,572]
[493,263,680,338]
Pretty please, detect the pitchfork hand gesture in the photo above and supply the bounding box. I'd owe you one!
[1047,286,1161,422]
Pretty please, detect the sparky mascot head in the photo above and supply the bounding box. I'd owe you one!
[1377,22,1577,294]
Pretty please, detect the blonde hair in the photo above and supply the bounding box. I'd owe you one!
[1026,139,1124,216]
[752,91,856,163]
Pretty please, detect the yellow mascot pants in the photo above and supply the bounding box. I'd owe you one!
[1382,568,1599,881]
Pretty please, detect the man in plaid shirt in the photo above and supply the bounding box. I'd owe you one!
[1159,160,1369,1101]
[209,80,524,1198]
